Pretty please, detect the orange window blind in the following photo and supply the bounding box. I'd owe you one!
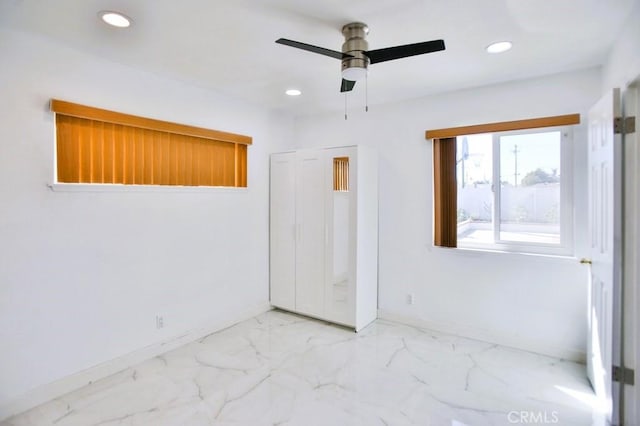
[432,137,457,248]
[333,157,349,192]
[51,100,251,187]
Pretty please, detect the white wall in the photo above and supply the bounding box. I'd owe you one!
[602,1,640,91]
[294,68,603,360]
[0,28,292,414]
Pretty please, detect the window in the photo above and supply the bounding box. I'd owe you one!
[456,128,572,253]
[51,99,251,187]
[427,114,579,255]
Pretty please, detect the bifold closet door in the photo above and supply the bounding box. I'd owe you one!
[295,150,326,317]
[269,153,296,311]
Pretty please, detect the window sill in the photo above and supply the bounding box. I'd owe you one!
[48,183,248,193]
[433,244,576,261]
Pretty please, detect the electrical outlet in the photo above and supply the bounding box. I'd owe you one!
[155,315,164,329]
[406,294,415,305]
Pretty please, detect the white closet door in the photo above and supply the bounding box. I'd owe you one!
[269,153,296,311]
[295,150,325,317]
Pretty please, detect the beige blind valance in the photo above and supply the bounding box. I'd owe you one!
[425,114,580,140]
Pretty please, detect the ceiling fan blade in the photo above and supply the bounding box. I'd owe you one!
[365,39,445,64]
[276,38,353,60]
[340,79,356,93]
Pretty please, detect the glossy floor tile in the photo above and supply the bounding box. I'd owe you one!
[3,310,600,425]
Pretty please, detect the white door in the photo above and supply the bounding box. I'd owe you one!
[622,81,639,426]
[269,153,296,311]
[587,88,622,424]
[295,150,326,317]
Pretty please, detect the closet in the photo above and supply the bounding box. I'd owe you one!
[269,145,378,331]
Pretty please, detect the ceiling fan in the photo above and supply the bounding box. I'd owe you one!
[276,22,446,93]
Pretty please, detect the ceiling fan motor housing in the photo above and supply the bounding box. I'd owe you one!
[341,22,369,80]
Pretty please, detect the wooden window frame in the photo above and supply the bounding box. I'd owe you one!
[51,99,251,188]
[427,113,580,250]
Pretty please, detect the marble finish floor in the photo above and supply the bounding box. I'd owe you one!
[3,310,600,426]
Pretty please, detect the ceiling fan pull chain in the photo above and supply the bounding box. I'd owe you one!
[365,73,369,112]
[345,92,348,120]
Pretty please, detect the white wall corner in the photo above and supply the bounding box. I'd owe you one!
[377,309,586,364]
[0,303,272,422]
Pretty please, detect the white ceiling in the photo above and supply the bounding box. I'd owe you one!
[1,0,637,116]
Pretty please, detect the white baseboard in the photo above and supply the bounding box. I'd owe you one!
[0,302,272,422]
[377,309,586,363]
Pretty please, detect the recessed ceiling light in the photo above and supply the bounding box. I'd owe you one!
[486,41,512,54]
[99,11,132,28]
[285,89,302,96]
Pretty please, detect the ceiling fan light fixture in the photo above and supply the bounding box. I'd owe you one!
[285,89,302,96]
[342,67,367,82]
[99,11,132,28]
[486,41,512,54]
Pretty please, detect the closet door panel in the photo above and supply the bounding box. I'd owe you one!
[269,153,296,310]
[324,148,357,325]
[295,151,325,317]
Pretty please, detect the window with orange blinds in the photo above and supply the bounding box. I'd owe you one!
[51,100,252,187]
[426,113,580,251]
